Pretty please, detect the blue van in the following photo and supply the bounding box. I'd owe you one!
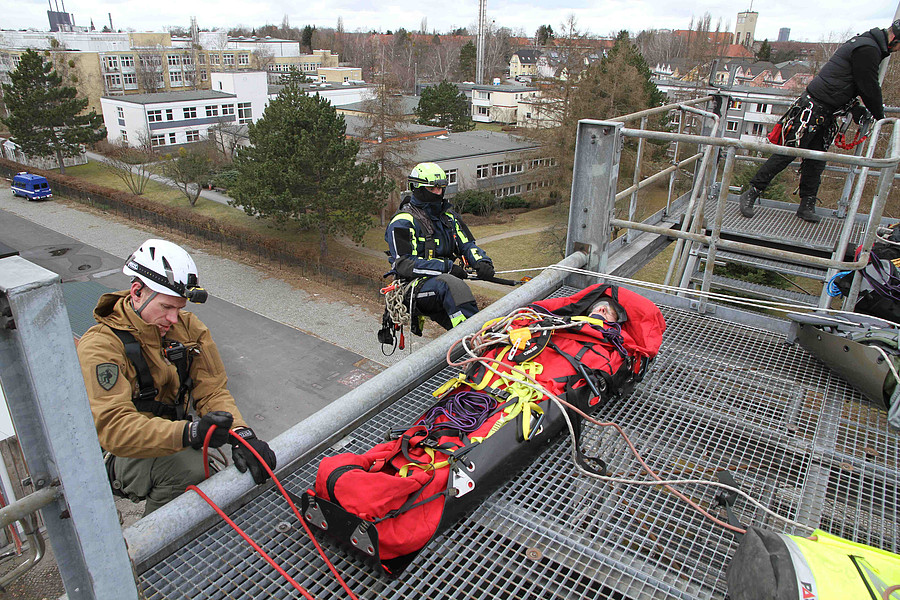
[11,172,52,201]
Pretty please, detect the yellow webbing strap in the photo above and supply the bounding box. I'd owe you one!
[397,447,451,477]
[571,315,606,327]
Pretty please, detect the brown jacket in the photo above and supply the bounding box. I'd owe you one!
[77,291,247,458]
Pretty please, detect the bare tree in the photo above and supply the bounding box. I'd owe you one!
[135,51,164,93]
[100,137,156,195]
[159,143,216,206]
[358,66,419,223]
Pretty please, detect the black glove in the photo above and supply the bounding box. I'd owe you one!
[449,262,468,279]
[183,411,233,449]
[474,260,495,280]
[231,427,277,484]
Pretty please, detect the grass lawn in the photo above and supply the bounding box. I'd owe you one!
[481,231,563,275]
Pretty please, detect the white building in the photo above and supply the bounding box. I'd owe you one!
[455,83,540,125]
[100,71,268,148]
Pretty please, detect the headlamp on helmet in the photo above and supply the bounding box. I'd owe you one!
[123,239,207,303]
[408,162,449,191]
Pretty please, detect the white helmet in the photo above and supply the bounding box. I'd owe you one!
[123,239,207,303]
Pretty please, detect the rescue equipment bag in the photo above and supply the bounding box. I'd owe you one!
[299,283,666,575]
[727,527,900,600]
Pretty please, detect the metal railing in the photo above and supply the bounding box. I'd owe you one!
[566,102,900,311]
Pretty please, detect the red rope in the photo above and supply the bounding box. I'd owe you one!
[190,426,360,600]
[187,484,317,599]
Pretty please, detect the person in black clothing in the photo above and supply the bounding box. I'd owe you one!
[740,21,900,223]
[385,162,494,331]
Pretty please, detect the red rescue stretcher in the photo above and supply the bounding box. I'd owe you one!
[297,283,666,575]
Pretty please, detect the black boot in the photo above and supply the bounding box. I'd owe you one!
[796,196,822,223]
[739,186,762,217]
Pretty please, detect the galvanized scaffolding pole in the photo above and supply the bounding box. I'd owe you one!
[0,256,138,600]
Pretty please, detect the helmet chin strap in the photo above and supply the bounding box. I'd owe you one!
[132,289,159,319]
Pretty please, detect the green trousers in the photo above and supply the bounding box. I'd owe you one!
[111,448,206,515]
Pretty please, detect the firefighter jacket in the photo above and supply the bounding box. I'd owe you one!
[77,291,248,458]
[385,192,491,281]
[806,27,891,120]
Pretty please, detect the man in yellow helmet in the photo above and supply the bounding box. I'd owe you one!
[385,162,494,330]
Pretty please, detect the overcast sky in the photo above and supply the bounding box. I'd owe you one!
[6,0,900,44]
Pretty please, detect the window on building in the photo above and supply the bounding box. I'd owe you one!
[198,54,206,65]
[751,123,767,136]
[754,103,769,113]
[183,106,197,119]
[446,169,458,185]
[238,54,250,65]
[670,111,681,125]
[237,102,252,124]
[169,132,177,144]
[728,99,743,110]
[150,134,165,147]
[186,130,200,142]
[166,108,174,121]
[104,56,119,70]
[476,164,491,179]
[205,105,219,117]
[211,54,220,65]
[117,106,124,119]
[223,53,235,66]
[120,130,128,142]
[170,55,183,67]
[476,106,490,116]
[123,73,137,88]
[200,70,208,81]
[222,104,235,116]
[169,71,183,86]
[182,55,193,67]
[105,74,122,88]
[726,120,739,132]
[148,109,163,123]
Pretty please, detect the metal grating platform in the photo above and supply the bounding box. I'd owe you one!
[704,196,866,253]
[139,287,900,600]
[690,273,818,306]
[697,249,828,281]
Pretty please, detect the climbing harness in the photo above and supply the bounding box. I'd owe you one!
[109,329,195,420]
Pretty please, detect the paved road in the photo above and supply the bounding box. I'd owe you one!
[0,195,387,441]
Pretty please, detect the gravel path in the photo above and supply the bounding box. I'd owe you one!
[0,181,439,366]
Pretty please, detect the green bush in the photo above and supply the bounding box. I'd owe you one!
[499,195,529,209]
[452,189,497,216]
[212,168,240,190]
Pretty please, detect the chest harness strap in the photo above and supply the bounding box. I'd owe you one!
[110,328,193,421]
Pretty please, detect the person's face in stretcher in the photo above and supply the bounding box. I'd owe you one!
[588,298,625,323]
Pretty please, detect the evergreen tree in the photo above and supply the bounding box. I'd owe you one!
[535,25,554,46]
[756,39,773,62]
[230,85,390,259]
[1,49,105,173]
[459,42,476,81]
[415,81,474,132]
[279,66,309,86]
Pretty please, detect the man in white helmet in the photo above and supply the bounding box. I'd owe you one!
[77,239,276,514]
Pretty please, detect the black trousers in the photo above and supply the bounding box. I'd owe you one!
[751,94,836,199]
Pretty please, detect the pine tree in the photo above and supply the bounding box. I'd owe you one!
[230,85,390,260]
[756,39,773,62]
[415,81,474,132]
[1,49,105,173]
[458,42,476,81]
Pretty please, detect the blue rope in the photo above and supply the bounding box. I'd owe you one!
[827,271,851,297]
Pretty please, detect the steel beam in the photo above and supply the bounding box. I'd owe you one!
[0,256,138,600]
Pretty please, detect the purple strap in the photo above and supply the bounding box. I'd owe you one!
[417,391,498,434]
